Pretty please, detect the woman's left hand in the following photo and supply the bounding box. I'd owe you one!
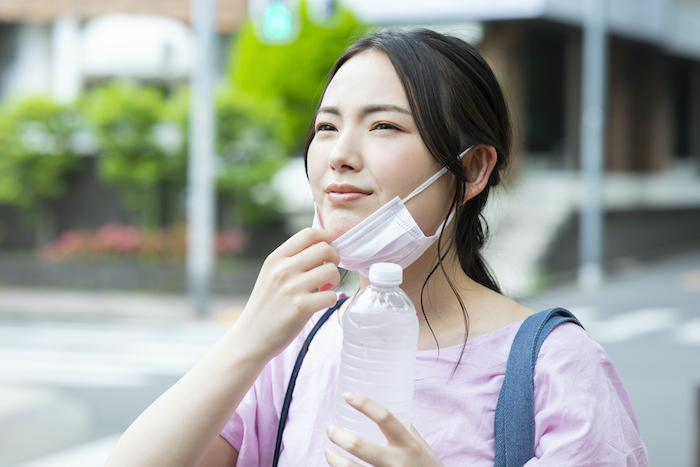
[325,393,444,467]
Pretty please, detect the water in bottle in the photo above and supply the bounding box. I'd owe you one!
[334,263,419,461]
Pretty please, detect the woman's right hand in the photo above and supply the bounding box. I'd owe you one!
[235,227,341,360]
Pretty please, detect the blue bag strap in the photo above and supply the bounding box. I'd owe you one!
[272,297,348,467]
[494,308,583,467]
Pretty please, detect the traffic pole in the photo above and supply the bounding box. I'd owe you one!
[578,0,608,291]
[187,0,217,316]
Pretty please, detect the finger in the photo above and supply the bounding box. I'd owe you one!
[301,290,340,315]
[342,393,414,446]
[276,228,334,258]
[324,446,364,467]
[318,272,341,293]
[326,425,384,466]
[318,279,337,292]
[298,262,341,293]
[294,241,341,272]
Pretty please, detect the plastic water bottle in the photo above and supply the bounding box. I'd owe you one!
[335,263,419,458]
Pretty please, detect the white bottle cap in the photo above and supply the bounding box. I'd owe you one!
[368,263,403,286]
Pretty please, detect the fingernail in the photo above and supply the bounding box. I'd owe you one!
[325,447,332,457]
[343,392,355,402]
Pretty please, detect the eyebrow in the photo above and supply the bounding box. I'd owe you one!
[317,104,412,117]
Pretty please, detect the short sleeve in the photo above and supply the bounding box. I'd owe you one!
[524,323,648,466]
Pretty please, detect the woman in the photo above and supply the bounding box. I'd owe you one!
[106,29,647,466]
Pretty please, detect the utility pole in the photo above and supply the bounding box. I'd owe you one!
[578,0,608,291]
[187,0,217,316]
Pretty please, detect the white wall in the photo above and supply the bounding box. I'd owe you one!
[3,23,52,101]
[81,14,194,80]
[0,14,195,104]
[51,16,82,104]
[339,0,546,23]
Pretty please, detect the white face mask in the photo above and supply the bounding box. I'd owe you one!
[312,146,472,277]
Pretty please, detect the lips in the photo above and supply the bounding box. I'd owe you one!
[325,184,371,203]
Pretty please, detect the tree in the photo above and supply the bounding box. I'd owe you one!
[0,97,80,244]
[217,1,366,226]
[229,1,366,150]
[81,82,188,228]
[216,89,288,224]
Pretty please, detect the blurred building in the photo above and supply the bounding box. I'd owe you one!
[0,0,246,103]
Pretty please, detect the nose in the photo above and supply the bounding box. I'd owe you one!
[328,129,362,172]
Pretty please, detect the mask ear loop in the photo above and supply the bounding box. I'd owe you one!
[402,146,473,204]
[402,146,474,235]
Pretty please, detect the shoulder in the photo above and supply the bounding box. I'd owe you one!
[528,314,648,464]
[536,317,608,372]
[531,314,615,388]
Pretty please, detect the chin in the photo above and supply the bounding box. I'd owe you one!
[328,226,349,241]
[327,218,361,241]
[320,208,371,241]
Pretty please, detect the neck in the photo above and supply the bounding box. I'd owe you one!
[357,242,481,347]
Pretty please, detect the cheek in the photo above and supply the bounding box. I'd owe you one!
[306,145,326,199]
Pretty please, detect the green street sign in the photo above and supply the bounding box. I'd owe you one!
[263,2,294,41]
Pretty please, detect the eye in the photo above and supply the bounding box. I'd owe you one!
[373,122,399,131]
[315,122,336,133]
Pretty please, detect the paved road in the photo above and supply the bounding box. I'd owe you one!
[2,250,699,466]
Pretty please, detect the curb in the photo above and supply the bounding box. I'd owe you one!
[0,287,248,322]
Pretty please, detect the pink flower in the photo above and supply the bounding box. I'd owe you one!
[216,228,246,255]
[37,224,247,261]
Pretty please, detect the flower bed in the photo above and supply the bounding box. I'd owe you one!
[39,224,246,262]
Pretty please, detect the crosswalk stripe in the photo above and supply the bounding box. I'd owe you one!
[675,319,700,345]
[584,308,681,343]
[0,322,228,387]
[557,307,694,344]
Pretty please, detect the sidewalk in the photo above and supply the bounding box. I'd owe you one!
[0,287,247,467]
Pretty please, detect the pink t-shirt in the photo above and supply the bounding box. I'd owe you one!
[221,306,648,466]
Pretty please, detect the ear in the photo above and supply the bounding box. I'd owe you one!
[463,145,498,202]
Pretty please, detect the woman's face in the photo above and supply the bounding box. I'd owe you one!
[307,50,454,240]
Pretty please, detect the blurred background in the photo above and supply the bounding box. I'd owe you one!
[0,0,698,465]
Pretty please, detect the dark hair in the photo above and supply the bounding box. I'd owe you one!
[304,28,512,350]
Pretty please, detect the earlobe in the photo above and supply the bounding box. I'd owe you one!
[463,145,498,202]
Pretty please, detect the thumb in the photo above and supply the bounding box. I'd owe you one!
[409,425,431,451]
[409,425,444,466]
